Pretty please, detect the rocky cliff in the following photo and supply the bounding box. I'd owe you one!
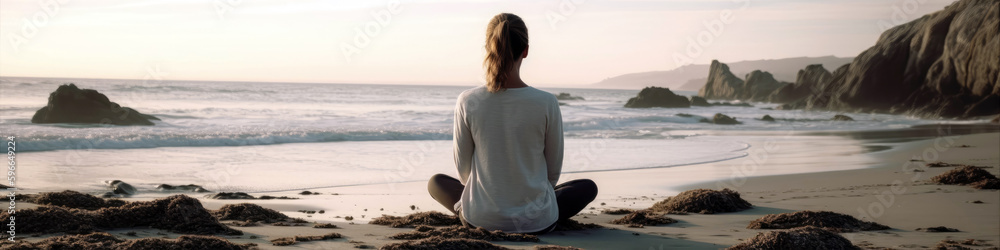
[787,0,999,118]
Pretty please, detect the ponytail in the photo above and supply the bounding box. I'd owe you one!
[484,13,528,93]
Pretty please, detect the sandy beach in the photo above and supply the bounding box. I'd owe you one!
[5,124,997,249]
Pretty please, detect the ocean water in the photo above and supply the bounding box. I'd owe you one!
[0,77,980,193]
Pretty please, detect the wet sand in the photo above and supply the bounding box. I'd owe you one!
[5,126,999,249]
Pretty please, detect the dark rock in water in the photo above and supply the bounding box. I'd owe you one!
[931,165,999,189]
[369,211,461,228]
[609,210,677,226]
[213,203,290,223]
[157,184,210,193]
[727,226,860,250]
[625,87,691,108]
[747,210,890,232]
[555,92,584,101]
[257,195,298,200]
[650,188,752,214]
[690,96,711,107]
[380,236,508,250]
[31,84,160,125]
[831,114,855,121]
[710,113,740,125]
[710,101,753,107]
[742,70,791,102]
[768,64,833,103]
[792,0,1000,118]
[761,115,776,122]
[206,192,257,199]
[675,113,697,118]
[0,232,256,250]
[106,180,137,195]
[916,226,960,232]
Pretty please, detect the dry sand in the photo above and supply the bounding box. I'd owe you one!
[6,127,999,249]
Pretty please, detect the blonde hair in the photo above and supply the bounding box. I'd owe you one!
[483,13,528,93]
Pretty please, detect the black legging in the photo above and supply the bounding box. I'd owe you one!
[427,174,598,231]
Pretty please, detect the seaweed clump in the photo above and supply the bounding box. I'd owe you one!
[0,232,255,250]
[390,225,538,242]
[212,203,290,223]
[649,188,752,214]
[931,166,1000,189]
[609,211,677,227]
[555,219,604,231]
[747,211,890,232]
[369,211,461,228]
[270,232,342,246]
[380,236,509,250]
[25,190,126,210]
[727,226,859,250]
[0,195,241,235]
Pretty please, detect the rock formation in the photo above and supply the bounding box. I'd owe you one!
[689,96,711,107]
[698,61,791,102]
[31,84,159,125]
[555,93,584,101]
[698,60,745,100]
[625,87,691,108]
[742,70,790,102]
[788,0,999,118]
[831,115,855,121]
[707,113,740,125]
[768,64,834,103]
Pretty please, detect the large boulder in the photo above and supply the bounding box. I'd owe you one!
[769,64,834,103]
[698,60,745,100]
[106,180,137,196]
[625,87,691,108]
[794,0,999,118]
[555,92,584,101]
[31,84,159,125]
[689,96,711,107]
[742,70,790,102]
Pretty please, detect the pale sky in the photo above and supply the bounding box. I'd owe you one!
[0,0,956,86]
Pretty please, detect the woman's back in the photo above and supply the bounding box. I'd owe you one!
[453,85,563,232]
[427,12,595,235]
